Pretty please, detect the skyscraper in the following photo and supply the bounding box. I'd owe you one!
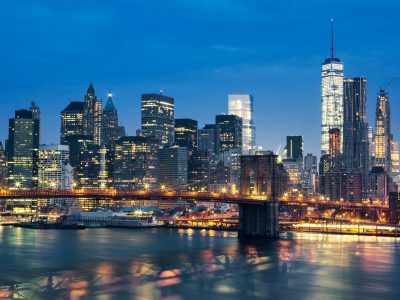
[0,142,8,188]
[113,136,159,190]
[83,83,102,145]
[188,150,210,192]
[141,93,174,146]
[75,139,100,188]
[101,92,120,148]
[391,141,400,178]
[215,114,242,154]
[343,77,369,177]
[303,153,318,193]
[321,20,344,155]
[228,94,255,154]
[7,109,40,188]
[60,101,84,145]
[158,146,188,191]
[38,144,72,190]
[286,136,303,162]
[174,118,197,155]
[374,89,392,172]
[198,124,218,157]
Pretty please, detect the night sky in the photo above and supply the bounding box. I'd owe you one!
[1,0,399,156]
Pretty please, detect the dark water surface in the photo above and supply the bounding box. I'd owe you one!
[1,226,400,300]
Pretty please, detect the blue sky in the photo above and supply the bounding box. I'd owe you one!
[1,0,399,156]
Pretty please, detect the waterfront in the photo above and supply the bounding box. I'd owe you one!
[1,227,400,299]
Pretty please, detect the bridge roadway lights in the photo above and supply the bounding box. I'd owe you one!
[238,201,280,238]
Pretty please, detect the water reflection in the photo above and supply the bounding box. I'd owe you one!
[1,227,400,299]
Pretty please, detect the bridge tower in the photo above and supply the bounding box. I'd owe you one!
[238,154,280,238]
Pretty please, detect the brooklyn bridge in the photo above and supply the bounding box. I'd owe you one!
[0,189,388,238]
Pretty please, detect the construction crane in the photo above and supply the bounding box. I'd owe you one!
[381,77,397,92]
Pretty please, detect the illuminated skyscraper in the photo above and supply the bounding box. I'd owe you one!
[391,141,400,177]
[101,92,120,148]
[7,109,40,188]
[38,144,72,190]
[61,101,84,144]
[158,146,188,191]
[343,77,369,174]
[75,138,100,188]
[83,83,102,145]
[0,142,7,187]
[198,124,218,157]
[321,20,344,155]
[374,89,391,172]
[141,92,174,146]
[174,118,197,155]
[216,114,242,154]
[286,135,303,162]
[303,153,318,193]
[114,136,159,190]
[228,94,255,154]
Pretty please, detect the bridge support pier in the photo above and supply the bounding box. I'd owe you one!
[238,201,279,238]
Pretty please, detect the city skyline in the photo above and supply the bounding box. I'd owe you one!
[1,1,400,157]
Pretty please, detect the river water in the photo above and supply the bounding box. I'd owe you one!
[1,226,400,299]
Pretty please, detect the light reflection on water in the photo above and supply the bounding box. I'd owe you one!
[1,227,400,299]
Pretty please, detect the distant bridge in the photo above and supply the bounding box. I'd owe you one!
[0,189,387,237]
[0,189,387,210]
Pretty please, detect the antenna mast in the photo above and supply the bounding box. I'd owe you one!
[330,18,334,59]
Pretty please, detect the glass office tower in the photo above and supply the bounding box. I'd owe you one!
[228,94,255,155]
[374,89,392,172]
[321,21,344,155]
[7,109,40,188]
[141,93,175,146]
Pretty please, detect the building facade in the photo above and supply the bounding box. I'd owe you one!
[7,109,40,189]
[286,135,303,162]
[38,144,72,189]
[319,170,362,202]
[228,94,255,154]
[102,92,120,149]
[198,125,217,157]
[61,101,84,145]
[141,93,175,146]
[303,153,318,193]
[374,89,392,172]
[82,83,102,145]
[216,114,242,154]
[174,118,197,155]
[188,150,210,192]
[113,136,159,190]
[158,146,188,191]
[321,21,344,155]
[343,77,370,193]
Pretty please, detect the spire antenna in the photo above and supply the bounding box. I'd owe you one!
[330,18,334,59]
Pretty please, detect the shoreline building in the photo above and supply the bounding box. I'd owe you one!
[141,92,175,147]
[321,20,344,155]
[228,94,255,154]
